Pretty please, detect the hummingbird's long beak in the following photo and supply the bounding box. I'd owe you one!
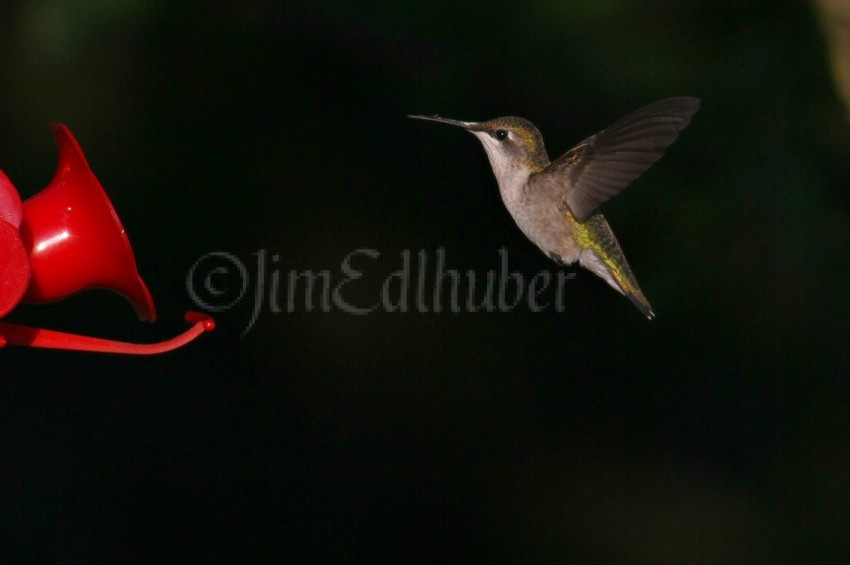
[408,115,473,130]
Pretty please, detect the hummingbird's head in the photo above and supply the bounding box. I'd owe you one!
[409,115,550,180]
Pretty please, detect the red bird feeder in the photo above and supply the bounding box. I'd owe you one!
[0,124,213,354]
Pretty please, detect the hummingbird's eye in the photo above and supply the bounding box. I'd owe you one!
[495,129,509,141]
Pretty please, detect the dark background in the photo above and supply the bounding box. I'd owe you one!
[2,1,850,561]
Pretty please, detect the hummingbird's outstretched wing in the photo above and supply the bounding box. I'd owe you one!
[540,97,699,223]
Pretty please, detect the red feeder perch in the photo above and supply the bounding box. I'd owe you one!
[0,124,213,354]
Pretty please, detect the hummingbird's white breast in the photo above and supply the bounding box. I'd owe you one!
[472,132,582,265]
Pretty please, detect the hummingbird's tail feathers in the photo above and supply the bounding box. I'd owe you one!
[625,287,655,320]
[576,214,655,320]
[579,248,655,319]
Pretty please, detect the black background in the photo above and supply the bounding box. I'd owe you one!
[2,1,850,561]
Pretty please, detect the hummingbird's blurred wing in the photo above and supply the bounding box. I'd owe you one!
[540,97,699,223]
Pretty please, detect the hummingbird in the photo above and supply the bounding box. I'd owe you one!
[410,97,699,319]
